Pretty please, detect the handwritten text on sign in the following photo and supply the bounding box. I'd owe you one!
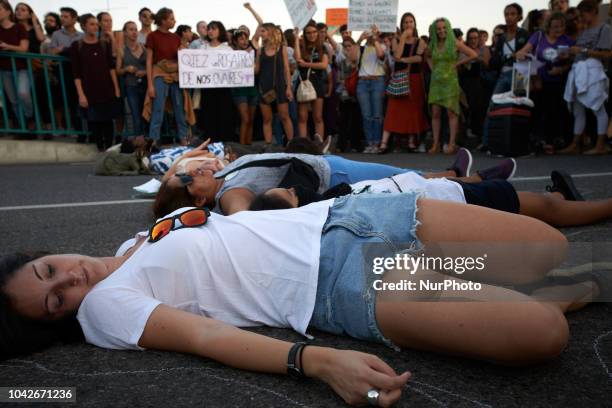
[284,0,317,30]
[178,49,255,89]
[348,0,399,33]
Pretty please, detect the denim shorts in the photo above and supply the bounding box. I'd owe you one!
[310,193,423,350]
[323,155,420,188]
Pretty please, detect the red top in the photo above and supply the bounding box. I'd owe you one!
[145,30,180,64]
[0,23,28,70]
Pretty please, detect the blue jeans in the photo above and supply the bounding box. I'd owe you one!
[324,155,417,187]
[482,70,513,147]
[356,77,385,145]
[149,77,189,141]
[0,70,33,121]
[311,193,423,349]
[125,84,146,136]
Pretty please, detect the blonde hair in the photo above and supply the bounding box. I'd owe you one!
[262,23,281,51]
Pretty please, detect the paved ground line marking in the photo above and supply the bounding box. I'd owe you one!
[512,172,612,182]
[0,199,153,211]
[1,172,611,211]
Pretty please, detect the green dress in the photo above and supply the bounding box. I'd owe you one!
[428,47,460,115]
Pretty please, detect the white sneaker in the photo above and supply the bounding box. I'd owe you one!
[417,143,426,153]
[363,145,373,153]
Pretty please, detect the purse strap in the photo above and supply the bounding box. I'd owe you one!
[301,47,315,82]
[258,47,277,93]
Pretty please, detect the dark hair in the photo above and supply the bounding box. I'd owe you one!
[283,29,296,48]
[0,0,14,21]
[59,7,78,19]
[399,12,419,37]
[342,37,356,45]
[453,28,463,38]
[96,11,110,23]
[479,29,488,35]
[505,3,524,20]
[44,11,60,28]
[232,29,249,48]
[14,2,34,25]
[466,27,480,42]
[0,253,84,359]
[78,13,96,29]
[544,11,567,33]
[153,7,173,26]
[153,180,197,219]
[316,22,327,30]
[138,7,152,18]
[249,193,293,211]
[577,0,599,14]
[565,7,580,37]
[301,21,325,61]
[285,137,323,155]
[526,9,544,33]
[176,24,191,38]
[339,24,348,32]
[206,20,228,43]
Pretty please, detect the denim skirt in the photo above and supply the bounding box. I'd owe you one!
[309,192,423,349]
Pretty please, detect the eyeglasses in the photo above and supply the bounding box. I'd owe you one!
[148,208,210,243]
[305,30,317,35]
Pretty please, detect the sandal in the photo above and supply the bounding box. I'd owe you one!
[378,143,389,155]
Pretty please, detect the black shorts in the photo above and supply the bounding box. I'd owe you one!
[452,180,520,214]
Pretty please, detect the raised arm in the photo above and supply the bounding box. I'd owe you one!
[455,39,478,67]
[244,3,264,26]
[139,304,410,406]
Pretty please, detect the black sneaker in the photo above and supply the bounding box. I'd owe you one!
[546,170,584,201]
[477,158,517,181]
[447,147,473,178]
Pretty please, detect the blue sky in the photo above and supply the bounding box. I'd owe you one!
[25,0,555,38]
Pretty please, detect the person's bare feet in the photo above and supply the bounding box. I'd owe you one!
[557,143,580,155]
[428,144,440,154]
[444,144,458,155]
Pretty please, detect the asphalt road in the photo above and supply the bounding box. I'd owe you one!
[0,152,611,407]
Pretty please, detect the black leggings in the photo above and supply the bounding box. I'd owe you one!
[88,120,114,151]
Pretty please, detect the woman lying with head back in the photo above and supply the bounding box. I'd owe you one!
[0,193,608,406]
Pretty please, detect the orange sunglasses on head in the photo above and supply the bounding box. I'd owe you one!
[148,208,211,243]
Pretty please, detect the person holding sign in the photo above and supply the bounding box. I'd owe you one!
[192,21,236,143]
[295,23,329,141]
[426,18,478,155]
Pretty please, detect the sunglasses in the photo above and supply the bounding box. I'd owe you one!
[148,208,210,243]
[175,173,194,187]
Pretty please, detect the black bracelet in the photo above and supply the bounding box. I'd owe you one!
[287,342,308,379]
[299,344,309,377]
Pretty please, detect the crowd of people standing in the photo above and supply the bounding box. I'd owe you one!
[0,0,611,155]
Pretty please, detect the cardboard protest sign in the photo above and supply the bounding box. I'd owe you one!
[178,49,255,89]
[284,0,317,29]
[326,8,348,27]
[348,0,399,33]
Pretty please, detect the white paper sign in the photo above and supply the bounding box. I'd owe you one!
[284,0,317,29]
[178,49,255,89]
[348,0,399,33]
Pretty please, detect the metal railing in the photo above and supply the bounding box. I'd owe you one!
[0,51,180,140]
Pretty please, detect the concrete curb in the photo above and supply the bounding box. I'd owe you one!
[0,140,98,165]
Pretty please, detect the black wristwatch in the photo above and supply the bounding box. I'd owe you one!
[287,342,309,379]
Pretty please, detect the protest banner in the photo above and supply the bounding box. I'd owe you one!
[178,49,255,89]
[326,8,348,28]
[348,0,399,33]
[284,0,317,29]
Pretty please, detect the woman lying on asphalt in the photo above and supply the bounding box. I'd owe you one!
[249,170,612,228]
[153,146,517,217]
[1,193,609,407]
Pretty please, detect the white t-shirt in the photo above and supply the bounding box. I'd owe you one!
[351,173,466,203]
[78,202,332,350]
[358,44,387,77]
[502,39,516,73]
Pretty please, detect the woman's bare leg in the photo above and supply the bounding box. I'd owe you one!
[518,191,612,227]
[260,104,274,144]
[415,199,568,285]
[277,103,294,141]
[312,98,325,137]
[429,105,441,154]
[297,103,309,138]
[376,269,577,364]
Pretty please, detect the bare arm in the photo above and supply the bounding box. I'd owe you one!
[282,45,293,101]
[139,304,410,406]
[515,42,533,61]
[116,50,127,75]
[110,69,120,97]
[243,3,264,26]
[219,188,257,214]
[294,28,302,61]
[0,39,28,52]
[162,140,212,181]
[456,40,478,66]
[146,47,155,98]
[481,46,491,68]
[31,13,46,43]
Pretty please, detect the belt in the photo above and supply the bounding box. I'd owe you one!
[359,76,384,80]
